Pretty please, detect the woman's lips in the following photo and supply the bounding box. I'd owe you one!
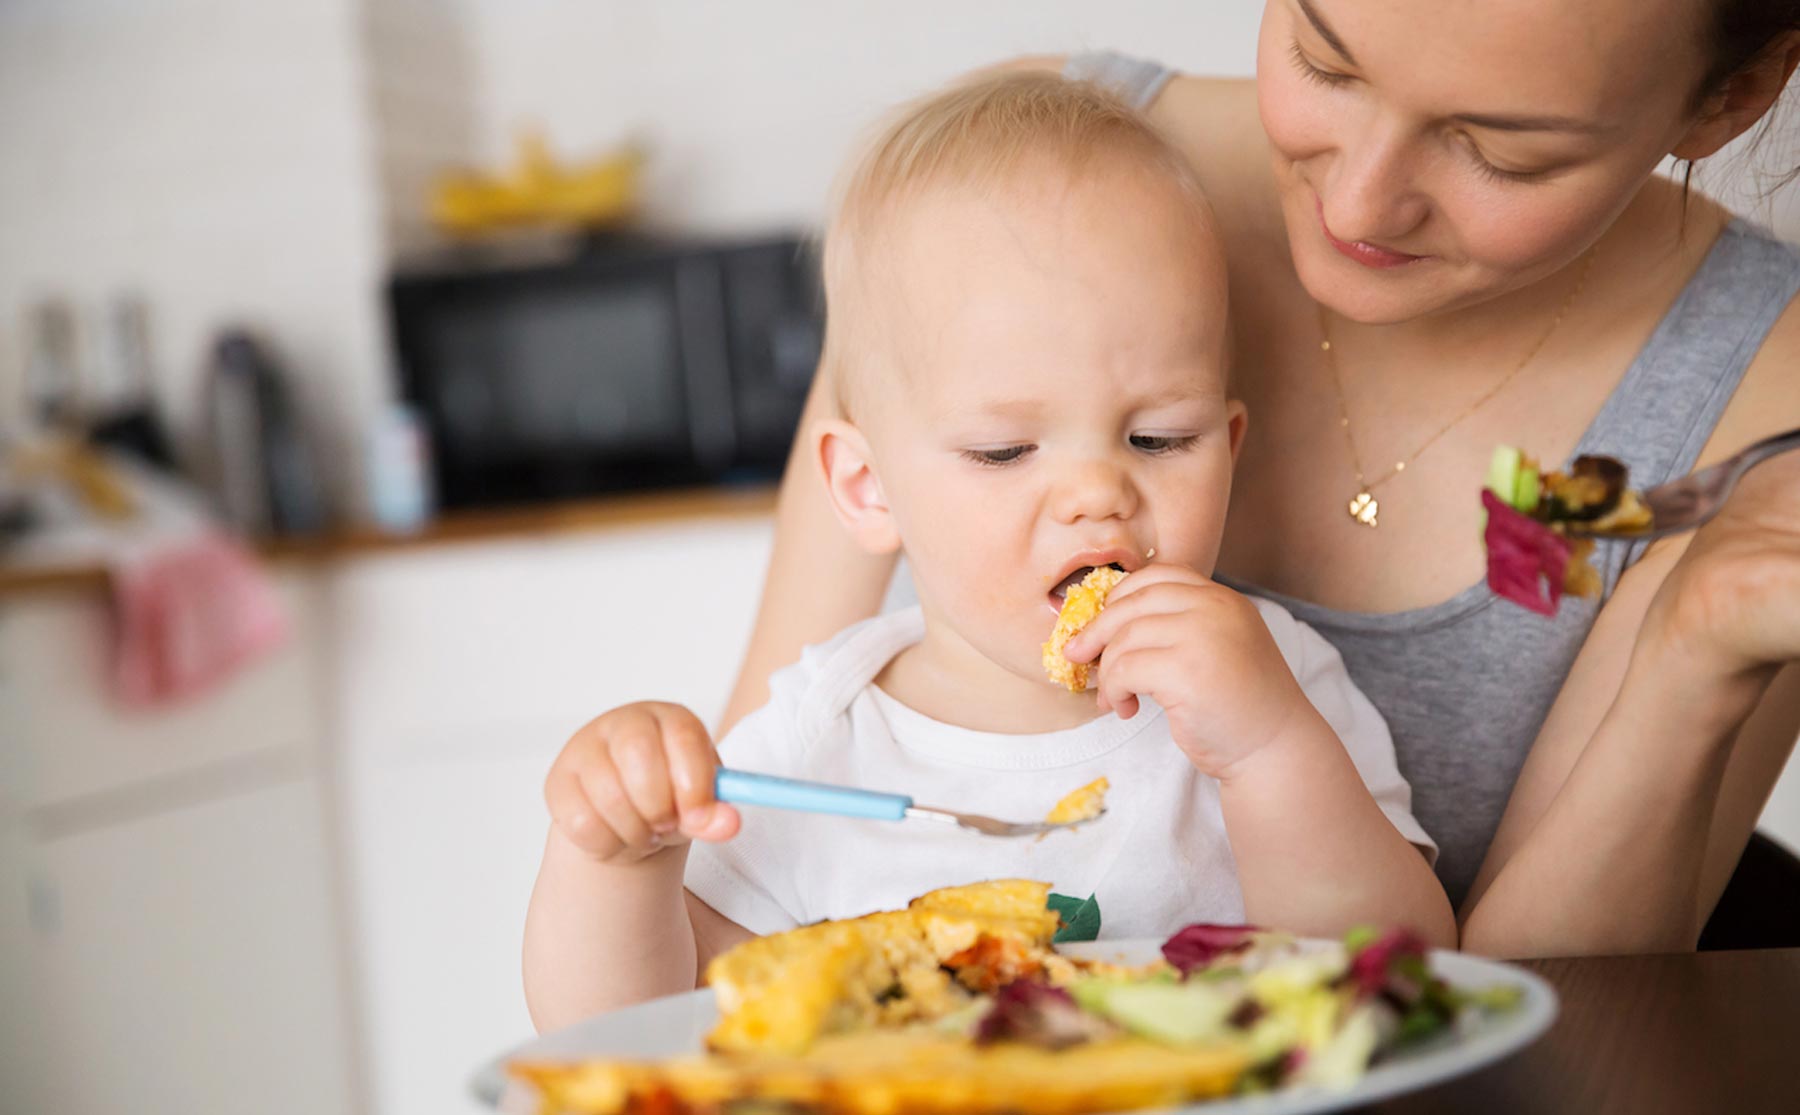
[1317,198,1426,269]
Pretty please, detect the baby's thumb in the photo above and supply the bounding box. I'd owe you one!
[681,802,741,843]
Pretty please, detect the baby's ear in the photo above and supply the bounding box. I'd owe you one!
[814,419,901,554]
[1225,399,1249,465]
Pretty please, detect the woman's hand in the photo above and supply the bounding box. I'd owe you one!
[1641,449,1800,685]
[1061,565,1312,780]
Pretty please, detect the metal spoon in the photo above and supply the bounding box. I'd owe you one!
[714,768,1105,838]
[1565,426,1800,542]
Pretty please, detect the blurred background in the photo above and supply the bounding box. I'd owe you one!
[0,3,1795,1114]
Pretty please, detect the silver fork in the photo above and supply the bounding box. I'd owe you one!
[1567,426,1800,542]
[714,768,1105,838]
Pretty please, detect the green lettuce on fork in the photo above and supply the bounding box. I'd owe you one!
[966,922,1521,1093]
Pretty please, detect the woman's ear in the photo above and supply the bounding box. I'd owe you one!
[1673,33,1800,161]
[814,418,901,555]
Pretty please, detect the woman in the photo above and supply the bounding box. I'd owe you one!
[722,0,1800,957]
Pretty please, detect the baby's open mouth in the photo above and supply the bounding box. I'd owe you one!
[1048,562,1125,605]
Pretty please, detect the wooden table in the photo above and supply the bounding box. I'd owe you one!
[1370,948,1800,1114]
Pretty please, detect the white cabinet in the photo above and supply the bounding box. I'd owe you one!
[327,515,773,1115]
[21,780,356,1115]
[0,574,357,1115]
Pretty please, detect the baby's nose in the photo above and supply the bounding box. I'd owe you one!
[1050,458,1139,524]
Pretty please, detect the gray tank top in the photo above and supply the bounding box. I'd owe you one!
[1065,50,1800,904]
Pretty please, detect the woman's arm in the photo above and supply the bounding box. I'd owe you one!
[1461,302,1800,958]
[719,372,896,733]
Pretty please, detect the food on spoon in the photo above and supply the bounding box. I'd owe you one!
[1482,446,1653,615]
[1043,566,1127,691]
[1045,777,1110,828]
[509,887,1525,1115]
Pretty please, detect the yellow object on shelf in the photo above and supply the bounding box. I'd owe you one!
[430,131,644,236]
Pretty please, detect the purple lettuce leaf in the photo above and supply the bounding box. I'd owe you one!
[1482,490,1572,616]
[972,980,1110,1049]
[1161,923,1260,975]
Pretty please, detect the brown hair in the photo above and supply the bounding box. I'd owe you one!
[1687,0,1800,193]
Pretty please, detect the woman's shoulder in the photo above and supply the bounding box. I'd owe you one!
[1695,212,1800,464]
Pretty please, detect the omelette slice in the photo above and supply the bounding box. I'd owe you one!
[703,880,1065,1054]
[513,1029,1248,1115]
[1043,566,1127,691]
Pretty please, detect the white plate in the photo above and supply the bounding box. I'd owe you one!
[472,938,1557,1114]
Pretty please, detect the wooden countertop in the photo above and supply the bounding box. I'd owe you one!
[0,485,778,596]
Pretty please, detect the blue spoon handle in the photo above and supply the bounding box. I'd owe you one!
[714,768,913,822]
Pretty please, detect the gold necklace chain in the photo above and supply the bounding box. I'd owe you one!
[1320,248,1597,527]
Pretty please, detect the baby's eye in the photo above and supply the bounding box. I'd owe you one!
[1129,434,1198,455]
[962,445,1034,467]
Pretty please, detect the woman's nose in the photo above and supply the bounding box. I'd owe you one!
[1049,457,1140,525]
[1320,117,1429,246]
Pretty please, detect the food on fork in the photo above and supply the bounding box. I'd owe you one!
[1481,446,1652,615]
[509,882,1524,1115]
[1043,566,1127,691]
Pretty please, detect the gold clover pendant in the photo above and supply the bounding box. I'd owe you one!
[1347,490,1379,527]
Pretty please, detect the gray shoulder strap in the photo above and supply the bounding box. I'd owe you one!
[1062,51,1176,111]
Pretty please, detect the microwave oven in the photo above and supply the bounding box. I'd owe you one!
[388,233,822,509]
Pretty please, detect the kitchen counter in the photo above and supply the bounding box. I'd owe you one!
[0,484,778,596]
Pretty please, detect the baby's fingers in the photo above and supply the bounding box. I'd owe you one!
[1062,568,1205,663]
[653,705,740,842]
[545,767,623,858]
[578,748,660,856]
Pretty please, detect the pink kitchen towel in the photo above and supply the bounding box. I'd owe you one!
[109,531,288,707]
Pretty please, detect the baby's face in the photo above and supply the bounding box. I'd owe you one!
[858,161,1241,686]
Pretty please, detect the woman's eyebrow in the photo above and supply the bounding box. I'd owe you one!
[1297,0,1358,66]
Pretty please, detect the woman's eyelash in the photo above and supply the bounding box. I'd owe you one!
[962,445,1033,467]
[1466,146,1547,186]
[1130,434,1199,456]
[1288,41,1352,88]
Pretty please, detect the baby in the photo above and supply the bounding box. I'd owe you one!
[523,72,1452,1030]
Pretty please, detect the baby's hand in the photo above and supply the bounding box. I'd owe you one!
[1061,566,1311,780]
[544,701,740,865]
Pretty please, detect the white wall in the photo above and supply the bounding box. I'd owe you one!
[2,0,1792,516]
[445,0,1261,234]
[0,0,391,512]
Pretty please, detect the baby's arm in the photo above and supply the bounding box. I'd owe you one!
[1065,568,1454,946]
[1214,709,1456,949]
[522,702,750,1031]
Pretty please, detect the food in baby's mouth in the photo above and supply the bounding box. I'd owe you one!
[1045,777,1109,827]
[1043,566,1126,691]
[1482,446,1653,615]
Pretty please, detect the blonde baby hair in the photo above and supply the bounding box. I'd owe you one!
[820,69,1215,419]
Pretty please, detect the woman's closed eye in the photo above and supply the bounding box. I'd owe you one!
[1130,434,1200,456]
[962,444,1035,467]
[1458,134,1558,186]
[1288,40,1353,88]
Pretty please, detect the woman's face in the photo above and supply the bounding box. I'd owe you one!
[1257,0,1713,323]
